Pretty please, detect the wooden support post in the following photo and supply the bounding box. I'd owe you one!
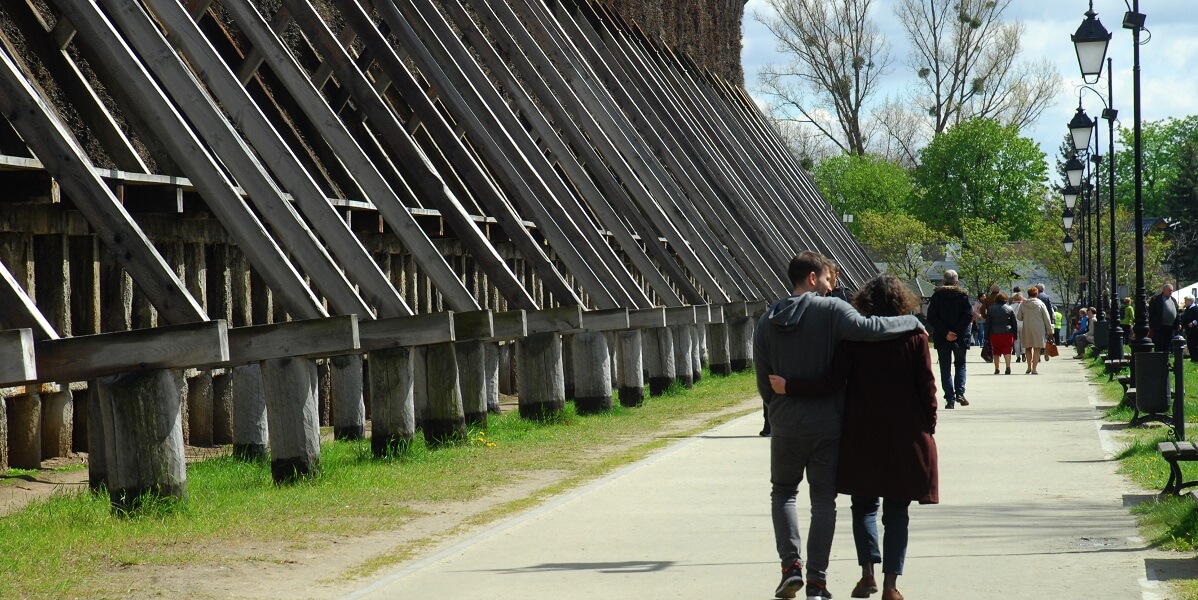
[232,364,269,461]
[456,340,487,427]
[671,325,694,389]
[572,331,612,414]
[691,324,703,383]
[211,370,234,445]
[728,317,754,372]
[72,389,89,453]
[498,342,514,396]
[643,327,676,396]
[562,334,576,400]
[260,358,321,482]
[40,390,73,459]
[616,330,645,407]
[330,355,366,440]
[317,359,332,427]
[420,343,465,445]
[96,369,186,511]
[99,254,132,333]
[707,323,732,376]
[87,389,105,490]
[368,347,415,457]
[485,342,500,414]
[6,392,40,469]
[187,372,214,447]
[516,332,565,420]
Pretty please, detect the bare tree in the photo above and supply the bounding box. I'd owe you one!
[896,0,1060,134]
[755,0,892,156]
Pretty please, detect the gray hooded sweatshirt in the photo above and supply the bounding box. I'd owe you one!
[753,292,923,436]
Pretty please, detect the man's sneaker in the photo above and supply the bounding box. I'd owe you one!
[958,397,970,406]
[774,560,804,598]
[944,401,955,409]
[806,580,834,599]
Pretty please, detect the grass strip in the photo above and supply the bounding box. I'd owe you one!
[0,369,759,598]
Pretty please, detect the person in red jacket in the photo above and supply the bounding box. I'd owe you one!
[771,274,939,600]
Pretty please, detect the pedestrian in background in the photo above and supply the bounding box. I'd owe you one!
[986,293,1017,375]
[1148,284,1181,352]
[926,270,973,409]
[1181,297,1198,362]
[1016,287,1053,375]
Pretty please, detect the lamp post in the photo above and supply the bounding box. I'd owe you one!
[1071,3,1127,359]
[1126,1,1151,352]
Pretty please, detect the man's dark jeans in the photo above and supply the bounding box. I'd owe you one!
[936,346,967,405]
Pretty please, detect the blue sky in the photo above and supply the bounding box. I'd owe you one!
[741,0,1198,182]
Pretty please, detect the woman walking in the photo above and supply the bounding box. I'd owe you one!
[1016,287,1054,374]
[770,275,938,600]
[986,293,1018,375]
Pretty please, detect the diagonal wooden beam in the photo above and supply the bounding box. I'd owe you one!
[0,257,59,341]
[83,0,376,319]
[272,0,539,311]
[0,44,208,324]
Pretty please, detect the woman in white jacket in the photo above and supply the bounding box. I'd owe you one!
[1016,287,1054,375]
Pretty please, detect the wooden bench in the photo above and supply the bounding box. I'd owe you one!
[1105,357,1130,381]
[1159,441,1198,495]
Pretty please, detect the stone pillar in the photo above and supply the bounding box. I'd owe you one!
[728,316,754,372]
[6,392,41,469]
[96,369,186,511]
[40,390,73,459]
[516,332,565,419]
[369,347,416,457]
[420,343,466,445]
[707,323,732,375]
[232,364,270,461]
[643,327,676,396]
[671,325,694,389]
[456,340,488,427]
[616,330,645,407]
[331,355,366,440]
[261,358,321,482]
[572,331,613,414]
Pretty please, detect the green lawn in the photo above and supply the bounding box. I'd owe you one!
[1082,348,1198,598]
[0,370,760,598]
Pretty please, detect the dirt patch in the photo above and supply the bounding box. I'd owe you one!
[75,396,759,599]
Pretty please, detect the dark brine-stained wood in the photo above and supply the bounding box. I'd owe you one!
[95,369,187,511]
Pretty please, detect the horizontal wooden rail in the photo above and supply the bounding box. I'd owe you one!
[31,321,229,384]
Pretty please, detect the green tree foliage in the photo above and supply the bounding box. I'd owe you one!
[955,217,1023,295]
[1163,131,1198,283]
[854,210,936,282]
[1025,205,1081,312]
[811,154,914,229]
[1112,116,1198,216]
[912,118,1046,239]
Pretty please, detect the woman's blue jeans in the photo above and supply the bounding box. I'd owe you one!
[851,496,911,575]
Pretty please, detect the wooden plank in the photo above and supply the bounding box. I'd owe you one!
[489,310,528,341]
[628,307,667,330]
[526,306,584,336]
[0,45,208,325]
[45,2,323,320]
[452,310,494,341]
[91,0,373,319]
[0,328,36,385]
[358,313,455,352]
[225,315,359,366]
[708,305,726,325]
[664,306,698,327]
[582,308,629,332]
[695,305,712,325]
[34,320,229,384]
[724,302,751,319]
[125,0,413,318]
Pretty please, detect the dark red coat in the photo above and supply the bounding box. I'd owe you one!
[788,331,939,504]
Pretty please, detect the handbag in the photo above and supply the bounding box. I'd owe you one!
[1045,339,1060,357]
[980,339,993,362]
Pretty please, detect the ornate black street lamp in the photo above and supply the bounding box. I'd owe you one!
[1072,1,1113,84]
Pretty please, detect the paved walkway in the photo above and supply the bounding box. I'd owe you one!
[346,352,1188,599]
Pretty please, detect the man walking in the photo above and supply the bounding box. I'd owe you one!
[927,270,973,409]
[1148,284,1181,352]
[754,252,923,599]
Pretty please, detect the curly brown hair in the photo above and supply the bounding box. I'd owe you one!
[852,274,921,317]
